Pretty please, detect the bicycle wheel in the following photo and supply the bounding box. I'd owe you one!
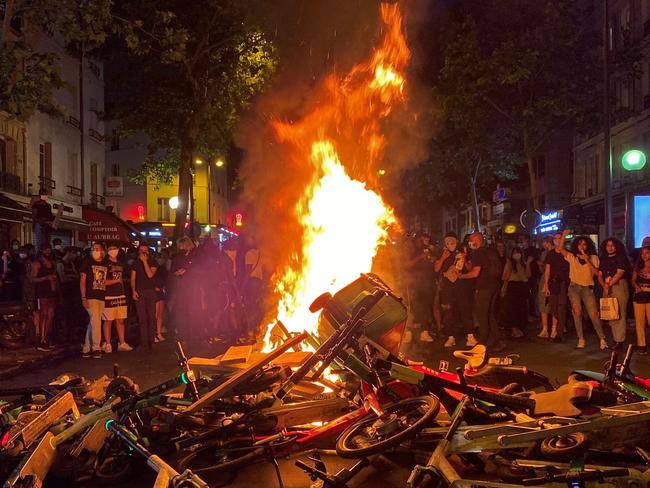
[176,435,296,476]
[336,395,440,459]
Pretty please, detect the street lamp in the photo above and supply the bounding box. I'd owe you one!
[622,149,647,171]
[215,159,225,168]
[169,196,179,209]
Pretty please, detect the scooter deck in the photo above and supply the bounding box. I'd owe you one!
[8,390,79,450]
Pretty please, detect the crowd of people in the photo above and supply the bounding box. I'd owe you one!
[404,230,650,354]
[0,234,265,358]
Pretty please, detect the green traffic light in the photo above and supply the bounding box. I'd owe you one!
[622,149,647,171]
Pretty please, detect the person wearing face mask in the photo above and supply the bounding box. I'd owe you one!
[102,244,133,353]
[435,233,478,348]
[556,231,607,350]
[130,243,158,348]
[10,239,20,258]
[543,232,570,341]
[31,243,58,351]
[458,232,505,352]
[52,238,64,261]
[598,237,631,350]
[31,189,55,249]
[458,232,506,352]
[80,242,108,358]
[500,246,532,339]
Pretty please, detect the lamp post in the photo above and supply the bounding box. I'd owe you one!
[603,0,613,237]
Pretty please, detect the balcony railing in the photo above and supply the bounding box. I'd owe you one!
[89,128,105,142]
[66,185,82,204]
[39,175,56,191]
[0,171,22,194]
[67,116,80,129]
[90,193,105,207]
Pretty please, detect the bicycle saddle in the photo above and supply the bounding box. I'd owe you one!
[453,344,487,369]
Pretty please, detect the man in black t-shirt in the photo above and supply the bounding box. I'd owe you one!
[102,244,133,353]
[80,242,108,358]
[543,232,570,340]
[458,233,505,352]
[130,243,158,348]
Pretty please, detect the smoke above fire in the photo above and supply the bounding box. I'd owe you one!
[235,1,436,338]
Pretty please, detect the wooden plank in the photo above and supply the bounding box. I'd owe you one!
[181,332,307,415]
[220,345,253,365]
[290,381,325,398]
[272,351,311,368]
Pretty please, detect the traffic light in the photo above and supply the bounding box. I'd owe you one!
[622,149,647,171]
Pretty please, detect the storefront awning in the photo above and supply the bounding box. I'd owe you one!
[0,193,32,224]
[79,206,143,245]
[57,216,89,231]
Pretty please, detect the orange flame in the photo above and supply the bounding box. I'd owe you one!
[264,4,409,348]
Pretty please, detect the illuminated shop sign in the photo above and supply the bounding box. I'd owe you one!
[533,210,563,235]
[634,195,650,248]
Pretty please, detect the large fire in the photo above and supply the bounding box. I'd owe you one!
[264,4,409,348]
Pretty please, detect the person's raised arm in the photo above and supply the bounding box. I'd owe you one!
[434,248,450,273]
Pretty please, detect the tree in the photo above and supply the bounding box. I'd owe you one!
[439,0,602,219]
[402,113,518,232]
[1,0,111,119]
[104,0,276,241]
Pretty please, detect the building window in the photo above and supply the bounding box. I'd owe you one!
[158,198,170,221]
[110,129,120,151]
[39,142,52,186]
[111,164,120,177]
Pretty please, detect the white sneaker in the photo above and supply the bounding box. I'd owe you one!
[444,336,456,348]
[420,331,434,342]
[102,343,113,353]
[577,338,586,349]
[537,329,549,338]
[117,342,133,352]
[599,338,609,351]
[402,330,412,344]
[466,334,478,347]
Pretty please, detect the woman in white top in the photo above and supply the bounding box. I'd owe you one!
[558,231,606,350]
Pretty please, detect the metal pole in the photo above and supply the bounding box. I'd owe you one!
[603,0,613,237]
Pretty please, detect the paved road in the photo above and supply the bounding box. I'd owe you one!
[4,324,649,488]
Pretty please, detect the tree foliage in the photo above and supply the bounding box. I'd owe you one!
[0,0,112,119]
[104,0,277,239]
[437,0,602,210]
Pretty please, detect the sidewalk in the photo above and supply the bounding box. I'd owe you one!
[0,344,80,381]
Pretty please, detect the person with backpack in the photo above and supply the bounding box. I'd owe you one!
[598,237,631,350]
[458,232,505,352]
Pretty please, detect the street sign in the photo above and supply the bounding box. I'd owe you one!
[492,186,510,203]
